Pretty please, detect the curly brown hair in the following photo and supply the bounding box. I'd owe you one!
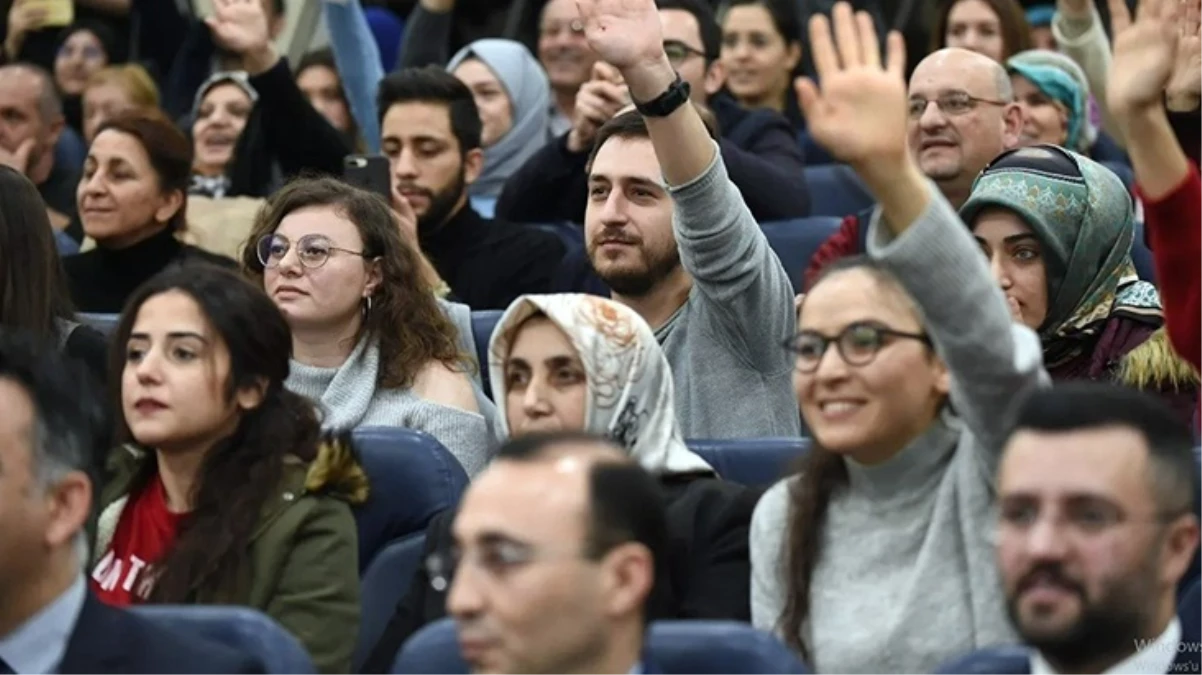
[241,176,464,389]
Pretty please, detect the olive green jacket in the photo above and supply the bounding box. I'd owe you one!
[91,440,368,673]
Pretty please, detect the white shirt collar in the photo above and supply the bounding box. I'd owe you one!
[1031,618,1181,675]
[0,576,86,675]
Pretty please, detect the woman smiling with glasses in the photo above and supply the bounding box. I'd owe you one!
[241,177,496,476]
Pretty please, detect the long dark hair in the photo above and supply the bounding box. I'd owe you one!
[108,264,322,602]
[781,255,924,659]
[930,0,1032,60]
[0,165,75,340]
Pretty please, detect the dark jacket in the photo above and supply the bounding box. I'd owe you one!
[421,204,566,310]
[60,591,262,674]
[360,474,761,674]
[92,439,368,673]
[494,94,810,225]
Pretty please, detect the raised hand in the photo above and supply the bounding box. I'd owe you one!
[206,0,272,59]
[574,0,665,71]
[795,4,908,170]
[567,64,631,152]
[1107,0,1179,116]
[0,138,35,176]
[1167,0,1201,110]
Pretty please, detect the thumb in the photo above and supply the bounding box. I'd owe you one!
[1006,295,1023,321]
[16,137,34,163]
[204,15,221,32]
[795,76,821,120]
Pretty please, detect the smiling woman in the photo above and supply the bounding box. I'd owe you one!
[189,72,258,198]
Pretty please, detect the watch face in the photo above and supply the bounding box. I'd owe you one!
[637,75,691,117]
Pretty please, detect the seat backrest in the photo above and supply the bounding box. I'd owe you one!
[131,605,316,674]
[352,428,469,572]
[934,644,1031,674]
[356,533,428,671]
[688,438,811,486]
[471,310,505,398]
[391,619,811,674]
[802,165,875,218]
[760,218,843,294]
[78,313,121,336]
[527,222,585,255]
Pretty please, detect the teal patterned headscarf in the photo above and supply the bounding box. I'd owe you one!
[960,145,1161,366]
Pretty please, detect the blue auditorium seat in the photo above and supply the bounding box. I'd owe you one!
[78,313,120,336]
[935,644,1031,673]
[352,428,469,572]
[471,310,504,398]
[802,165,875,218]
[132,605,316,674]
[529,222,585,255]
[760,218,843,294]
[687,438,810,486]
[391,619,810,674]
[356,533,427,670]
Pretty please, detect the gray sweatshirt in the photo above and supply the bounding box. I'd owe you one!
[750,182,1048,673]
[659,148,801,438]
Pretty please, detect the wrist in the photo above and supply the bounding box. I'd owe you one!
[565,128,589,153]
[621,55,677,105]
[851,148,914,190]
[243,44,278,76]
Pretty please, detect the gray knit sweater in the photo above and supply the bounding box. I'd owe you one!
[285,336,495,477]
[750,182,1048,673]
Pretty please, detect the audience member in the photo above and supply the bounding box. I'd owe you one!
[53,21,117,136]
[82,64,161,145]
[962,145,1197,420]
[805,47,1022,286]
[1006,50,1094,152]
[242,177,494,475]
[377,66,566,310]
[991,383,1199,673]
[0,63,81,237]
[65,111,235,314]
[295,47,363,151]
[720,0,804,129]
[496,0,811,225]
[933,0,1032,62]
[751,6,1044,671]
[0,165,107,395]
[446,432,668,674]
[1026,4,1057,49]
[0,328,262,674]
[359,294,760,673]
[188,72,257,199]
[91,266,362,673]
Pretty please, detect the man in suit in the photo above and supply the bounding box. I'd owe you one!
[992,383,1200,674]
[0,329,262,674]
[442,432,668,674]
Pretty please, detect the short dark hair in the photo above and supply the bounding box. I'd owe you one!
[724,0,803,43]
[377,66,483,153]
[1007,382,1199,515]
[658,0,722,61]
[586,108,718,172]
[495,432,669,620]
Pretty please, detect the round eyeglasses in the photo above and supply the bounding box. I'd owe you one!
[782,322,931,373]
[255,233,368,270]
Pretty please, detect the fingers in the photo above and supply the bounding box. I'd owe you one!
[857,11,881,69]
[808,13,839,80]
[833,3,861,69]
[1110,0,1133,34]
[795,75,821,120]
[592,61,624,84]
[885,30,907,79]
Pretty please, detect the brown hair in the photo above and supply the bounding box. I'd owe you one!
[930,0,1032,61]
[0,165,75,340]
[86,63,161,109]
[94,110,192,232]
[241,176,464,388]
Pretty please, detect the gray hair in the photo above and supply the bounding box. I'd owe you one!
[991,61,1014,102]
[30,414,93,567]
[0,63,63,122]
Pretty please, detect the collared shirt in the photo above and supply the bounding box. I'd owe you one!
[1031,618,1182,675]
[0,576,86,674]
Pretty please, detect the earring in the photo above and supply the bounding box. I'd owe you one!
[365,296,373,313]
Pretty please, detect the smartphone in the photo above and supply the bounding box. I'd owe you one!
[26,0,74,28]
[343,155,392,201]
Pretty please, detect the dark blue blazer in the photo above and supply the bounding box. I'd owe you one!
[936,643,1200,674]
[58,593,264,674]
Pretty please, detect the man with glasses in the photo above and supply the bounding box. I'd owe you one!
[806,47,1023,287]
[495,0,810,225]
[944,382,1200,673]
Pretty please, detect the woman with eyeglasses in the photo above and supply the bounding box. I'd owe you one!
[241,176,495,476]
[964,144,1198,421]
[750,6,1045,672]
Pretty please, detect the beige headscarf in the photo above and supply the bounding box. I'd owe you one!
[488,294,714,476]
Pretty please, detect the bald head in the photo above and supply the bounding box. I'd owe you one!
[911,48,1012,101]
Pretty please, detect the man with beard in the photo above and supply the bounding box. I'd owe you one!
[804,47,1022,287]
[966,382,1200,674]
[377,66,566,310]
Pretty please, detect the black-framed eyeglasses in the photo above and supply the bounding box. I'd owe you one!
[782,322,932,373]
[908,91,1009,119]
[255,233,368,270]
[664,40,707,66]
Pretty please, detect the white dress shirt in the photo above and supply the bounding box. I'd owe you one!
[0,576,86,675]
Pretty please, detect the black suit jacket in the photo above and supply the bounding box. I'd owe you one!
[59,593,263,674]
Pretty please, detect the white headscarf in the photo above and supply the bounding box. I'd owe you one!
[489,294,714,476]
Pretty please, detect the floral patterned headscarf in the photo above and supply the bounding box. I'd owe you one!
[489,294,714,476]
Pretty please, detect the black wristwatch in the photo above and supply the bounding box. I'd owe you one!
[633,72,691,117]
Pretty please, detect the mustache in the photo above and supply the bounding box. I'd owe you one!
[395,183,433,200]
[1017,563,1085,597]
[590,231,642,247]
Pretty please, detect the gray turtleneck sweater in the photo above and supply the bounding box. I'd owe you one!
[285,336,495,477]
[750,183,1048,673]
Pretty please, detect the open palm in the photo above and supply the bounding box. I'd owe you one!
[1108,0,1179,113]
[574,0,663,70]
[205,0,270,55]
[796,4,909,167]
[1167,0,1201,106]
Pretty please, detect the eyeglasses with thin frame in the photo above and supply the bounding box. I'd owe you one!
[782,322,932,373]
[908,91,1009,120]
[664,40,707,66]
[425,543,595,593]
[255,233,369,270]
[991,499,1190,546]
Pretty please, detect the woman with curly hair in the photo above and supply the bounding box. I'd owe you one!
[242,176,495,476]
[90,265,363,673]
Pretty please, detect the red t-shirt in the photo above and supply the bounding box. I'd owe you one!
[90,475,186,606]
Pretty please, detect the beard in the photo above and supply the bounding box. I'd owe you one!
[589,240,682,297]
[412,166,467,237]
